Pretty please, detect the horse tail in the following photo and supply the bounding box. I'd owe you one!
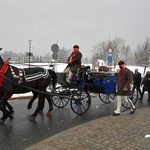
[48,69,57,89]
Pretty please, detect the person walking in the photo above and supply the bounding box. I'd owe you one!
[138,71,150,101]
[132,68,142,98]
[112,60,136,116]
[64,44,82,82]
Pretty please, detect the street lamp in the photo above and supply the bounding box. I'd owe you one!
[28,40,32,68]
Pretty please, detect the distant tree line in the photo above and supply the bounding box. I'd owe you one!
[0,47,91,64]
[1,51,51,63]
[1,37,150,67]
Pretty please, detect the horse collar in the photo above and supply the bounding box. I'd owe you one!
[0,60,9,86]
[10,66,23,84]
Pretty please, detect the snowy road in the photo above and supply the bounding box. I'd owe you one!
[0,93,150,150]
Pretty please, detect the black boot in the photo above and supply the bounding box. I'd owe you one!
[138,97,143,101]
[147,98,150,102]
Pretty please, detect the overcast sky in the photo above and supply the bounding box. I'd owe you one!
[0,0,150,58]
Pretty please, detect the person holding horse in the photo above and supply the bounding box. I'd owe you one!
[64,44,82,82]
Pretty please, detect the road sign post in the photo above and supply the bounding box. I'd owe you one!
[108,55,113,62]
[107,47,113,70]
[51,44,59,60]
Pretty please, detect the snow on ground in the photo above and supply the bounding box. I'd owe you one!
[126,65,150,76]
[9,63,150,99]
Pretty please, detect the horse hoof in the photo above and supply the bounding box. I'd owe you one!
[39,110,43,114]
[47,111,52,116]
[27,106,32,110]
[29,115,36,121]
[8,114,14,120]
[0,119,5,124]
[10,110,14,114]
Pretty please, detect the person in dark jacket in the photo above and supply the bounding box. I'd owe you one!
[139,71,150,101]
[112,60,136,116]
[64,45,82,82]
[132,68,142,98]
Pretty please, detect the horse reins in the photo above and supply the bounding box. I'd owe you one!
[4,76,68,98]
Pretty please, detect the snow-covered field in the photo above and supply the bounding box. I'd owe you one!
[9,63,150,99]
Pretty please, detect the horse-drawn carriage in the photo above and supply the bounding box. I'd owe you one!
[0,50,138,123]
[52,66,138,115]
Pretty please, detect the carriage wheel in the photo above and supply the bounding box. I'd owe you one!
[52,86,70,108]
[121,83,138,109]
[70,89,91,115]
[98,93,116,103]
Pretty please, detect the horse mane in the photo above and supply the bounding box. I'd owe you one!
[48,69,57,88]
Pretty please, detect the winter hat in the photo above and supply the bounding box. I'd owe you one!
[118,60,125,65]
[73,45,79,49]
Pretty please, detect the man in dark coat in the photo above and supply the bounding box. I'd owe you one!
[112,60,136,116]
[139,71,150,101]
[64,45,82,82]
[132,68,142,98]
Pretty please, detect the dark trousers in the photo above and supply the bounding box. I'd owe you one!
[140,89,150,100]
[132,83,142,97]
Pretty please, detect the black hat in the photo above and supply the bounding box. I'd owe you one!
[73,45,79,48]
[118,60,125,65]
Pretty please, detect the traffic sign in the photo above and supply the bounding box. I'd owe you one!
[52,53,58,59]
[51,44,59,53]
[108,47,113,54]
[108,56,113,62]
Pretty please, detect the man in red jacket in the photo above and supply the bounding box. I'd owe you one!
[112,60,136,116]
[64,45,82,82]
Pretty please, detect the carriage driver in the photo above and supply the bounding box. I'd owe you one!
[64,45,82,82]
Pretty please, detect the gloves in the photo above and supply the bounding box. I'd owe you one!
[123,87,128,91]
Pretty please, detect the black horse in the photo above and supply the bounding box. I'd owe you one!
[26,69,57,112]
[0,54,57,123]
[5,69,57,113]
[0,89,53,118]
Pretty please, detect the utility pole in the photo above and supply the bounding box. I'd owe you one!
[28,40,32,68]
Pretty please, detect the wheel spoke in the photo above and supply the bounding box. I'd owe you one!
[52,86,70,108]
[70,90,91,115]
[99,93,115,103]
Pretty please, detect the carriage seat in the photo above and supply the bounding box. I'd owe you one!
[75,66,90,80]
[56,66,91,85]
[87,71,112,80]
[76,66,90,74]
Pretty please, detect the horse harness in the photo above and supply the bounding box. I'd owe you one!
[0,60,9,86]
[10,66,49,84]
[0,60,49,86]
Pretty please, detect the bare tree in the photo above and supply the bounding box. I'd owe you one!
[57,47,71,63]
[92,37,131,68]
[92,41,107,60]
[134,37,150,67]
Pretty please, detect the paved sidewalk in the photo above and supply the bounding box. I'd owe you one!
[25,108,150,150]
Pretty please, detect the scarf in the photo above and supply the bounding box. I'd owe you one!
[119,67,127,83]
[70,49,79,56]
[68,50,80,63]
